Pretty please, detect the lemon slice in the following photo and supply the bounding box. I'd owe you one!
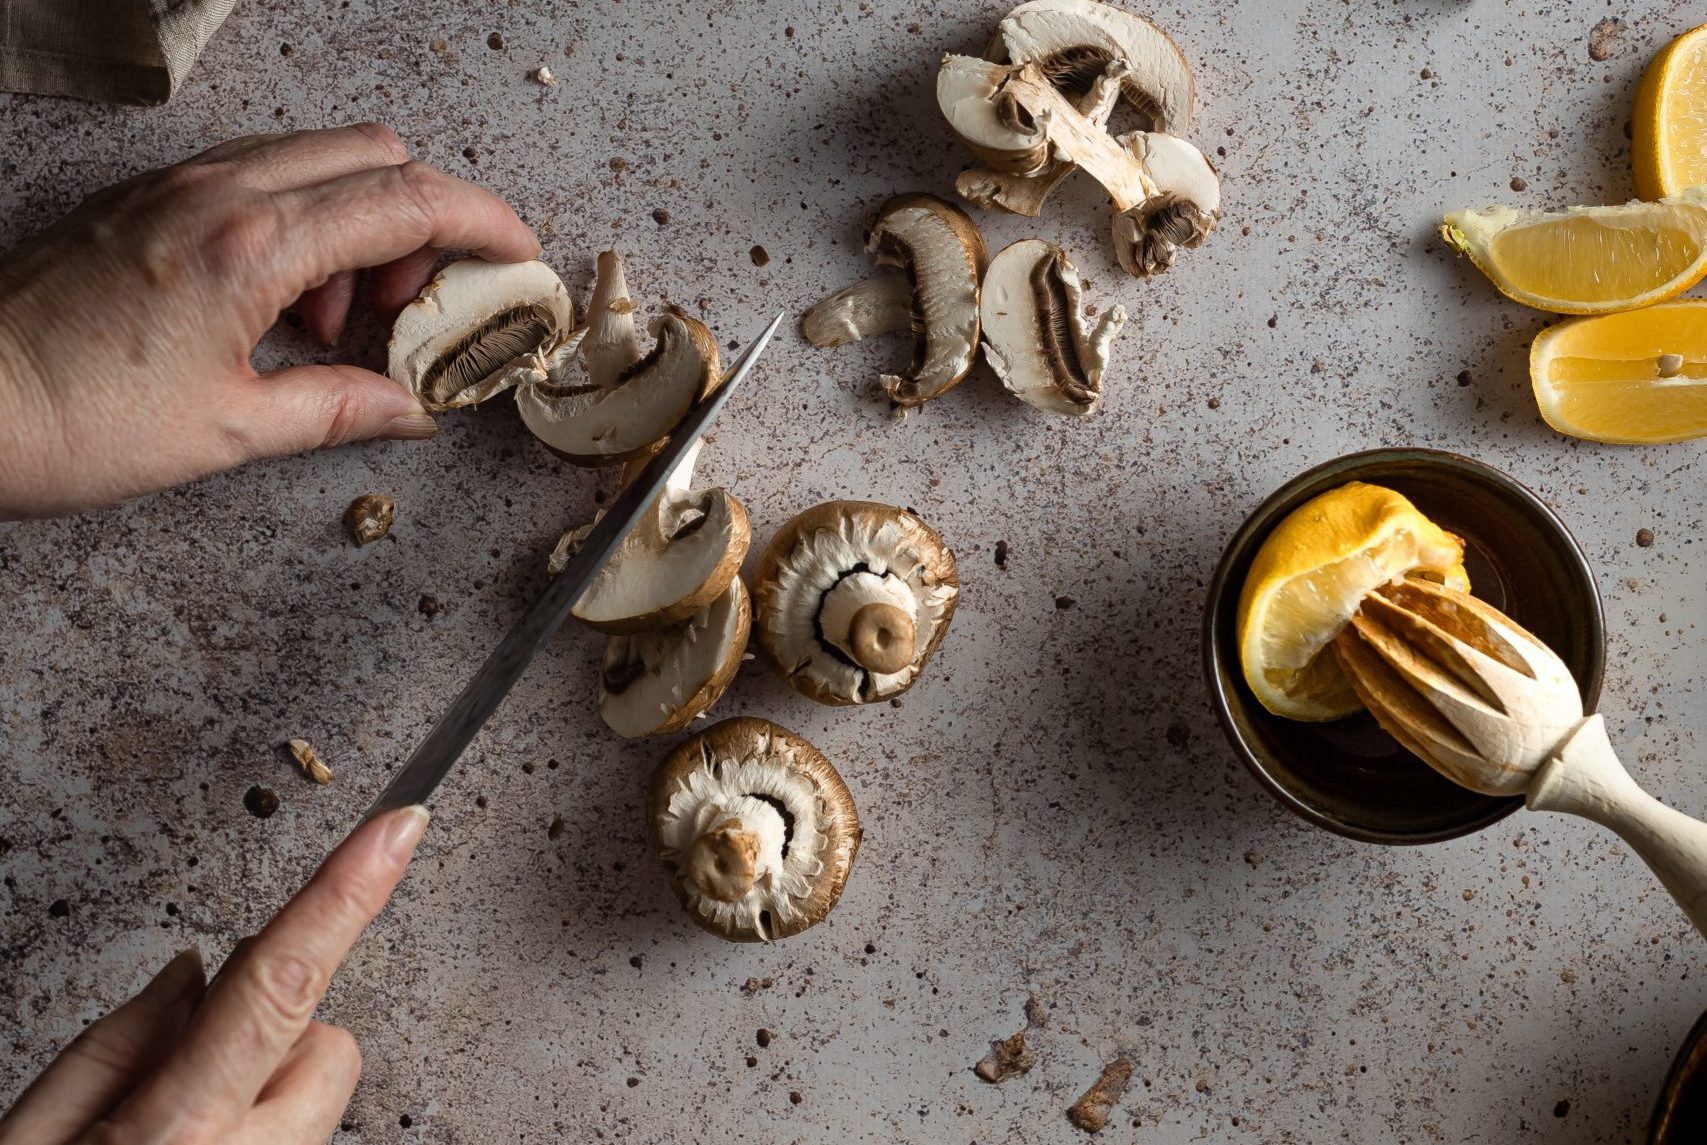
[1634,23,1707,199]
[1237,482,1470,722]
[1441,187,1707,314]
[1531,300,1707,443]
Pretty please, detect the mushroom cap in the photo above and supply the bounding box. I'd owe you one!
[936,53,1051,176]
[753,500,960,705]
[649,718,861,942]
[865,194,987,409]
[516,312,721,466]
[996,0,1195,135]
[980,239,1127,416]
[569,456,751,633]
[388,258,573,412]
[599,577,751,739]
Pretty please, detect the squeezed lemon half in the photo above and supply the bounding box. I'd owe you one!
[1531,300,1707,444]
[1237,482,1470,722]
[1441,187,1707,314]
[1634,23,1707,199]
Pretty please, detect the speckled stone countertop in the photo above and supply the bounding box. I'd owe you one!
[2,2,1703,1142]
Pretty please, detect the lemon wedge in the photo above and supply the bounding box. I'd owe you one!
[1634,23,1707,199]
[1237,482,1470,722]
[1531,300,1707,443]
[1441,187,1707,314]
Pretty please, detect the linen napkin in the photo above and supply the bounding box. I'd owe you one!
[0,0,235,105]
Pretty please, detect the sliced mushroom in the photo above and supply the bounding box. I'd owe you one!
[648,717,861,942]
[981,240,1127,415]
[583,249,643,389]
[562,441,750,634]
[388,259,575,412]
[600,577,751,738]
[802,194,986,411]
[1111,131,1221,276]
[753,501,959,706]
[955,60,1125,217]
[516,309,720,465]
[997,0,1195,134]
[937,52,1050,176]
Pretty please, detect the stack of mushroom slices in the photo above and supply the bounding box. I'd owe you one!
[388,250,751,739]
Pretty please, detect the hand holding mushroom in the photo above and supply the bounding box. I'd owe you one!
[0,123,539,520]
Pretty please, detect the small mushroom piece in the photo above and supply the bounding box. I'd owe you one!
[1111,131,1222,277]
[563,441,751,633]
[803,194,986,411]
[516,310,720,465]
[980,240,1127,416]
[343,493,395,545]
[955,60,1125,217]
[996,0,1195,134]
[649,717,861,942]
[937,52,1051,176]
[599,577,750,738]
[388,258,574,411]
[753,501,959,705]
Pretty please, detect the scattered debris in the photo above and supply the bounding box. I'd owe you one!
[1244,847,1266,867]
[1068,1058,1134,1134]
[757,1028,774,1048]
[741,976,775,995]
[287,739,333,785]
[994,539,1009,569]
[1637,527,1655,547]
[1024,994,1048,1027]
[547,815,566,840]
[487,31,505,50]
[344,493,394,545]
[974,1030,1036,1083]
[244,785,280,819]
[532,64,556,85]
[1588,17,1624,61]
[750,244,771,267]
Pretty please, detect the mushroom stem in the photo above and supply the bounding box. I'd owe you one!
[996,62,1158,211]
[685,818,763,903]
[848,602,917,675]
[585,250,642,390]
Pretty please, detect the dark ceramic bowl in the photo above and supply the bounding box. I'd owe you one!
[1652,1009,1707,1144]
[1203,448,1606,844]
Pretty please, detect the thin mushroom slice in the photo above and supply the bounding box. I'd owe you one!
[600,577,751,739]
[997,0,1196,135]
[866,194,987,409]
[563,441,751,634]
[516,310,721,466]
[753,501,959,706]
[801,269,914,348]
[937,52,1052,176]
[1112,131,1222,276]
[981,239,1127,416]
[388,258,574,411]
[649,718,861,942]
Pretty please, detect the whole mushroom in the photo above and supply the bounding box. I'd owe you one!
[649,718,861,942]
[753,501,959,705]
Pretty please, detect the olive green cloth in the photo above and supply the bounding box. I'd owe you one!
[0,0,234,105]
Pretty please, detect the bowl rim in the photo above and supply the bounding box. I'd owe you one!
[1651,1007,1707,1143]
[1202,446,1608,845]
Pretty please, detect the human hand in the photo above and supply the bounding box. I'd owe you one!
[0,806,429,1144]
[0,124,540,519]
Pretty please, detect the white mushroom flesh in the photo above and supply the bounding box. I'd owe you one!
[1112,131,1221,276]
[998,0,1195,134]
[980,239,1127,416]
[656,748,835,942]
[600,579,748,738]
[937,52,1049,175]
[802,270,914,348]
[768,512,957,703]
[584,249,643,389]
[388,259,574,411]
[866,199,983,408]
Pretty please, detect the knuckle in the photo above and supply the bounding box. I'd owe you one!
[243,950,325,1029]
[391,160,445,222]
[317,383,371,449]
[350,122,409,164]
[204,201,285,275]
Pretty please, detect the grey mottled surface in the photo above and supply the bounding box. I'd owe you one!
[2,1,1704,1142]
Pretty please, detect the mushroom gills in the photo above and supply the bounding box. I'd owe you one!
[863,195,986,409]
[417,301,559,408]
[998,0,1195,134]
[1112,131,1221,276]
[979,239,1127,416]
[598,577,751,738]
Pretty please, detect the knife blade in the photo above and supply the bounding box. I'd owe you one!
[357,311,787,826]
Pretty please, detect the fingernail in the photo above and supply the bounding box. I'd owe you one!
[380,413,438,441]
[381,805,430,862]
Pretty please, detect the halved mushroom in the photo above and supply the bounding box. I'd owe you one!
[514,249,721,466]
[938,55,1220,277]
[600,577,751,738]
[558,441,750,634]
[388,258,574,411]
[981,240,1127,415]
[649,717,861,942]
[955,60,1125,217]
[997,0,1195,134]
[801,194,986,411]
[753,501,959,706]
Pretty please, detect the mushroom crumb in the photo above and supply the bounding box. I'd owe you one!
[344,493,394,545]
[547,815,566,840]
[532,65,556,85]
[1068,1058,1134,1133]
[974,1030,1036,1083]
[750,245,771,267]
[1588,17,1624,61]
[244,785,280,819]
[995,540,1009,568]
[1637,528,1655,547]
[286,739,333,785]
